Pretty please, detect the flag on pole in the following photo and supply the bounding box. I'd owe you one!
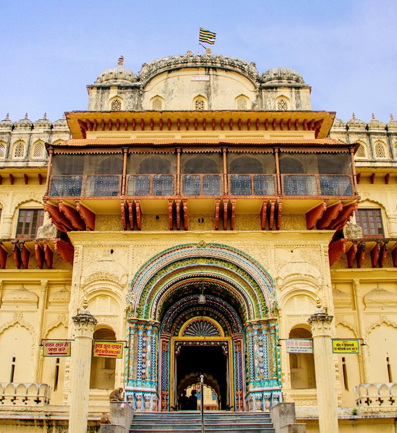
[199,28,216,45]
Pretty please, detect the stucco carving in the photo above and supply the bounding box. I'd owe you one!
[364,287,397,309]
[37,222,59,238]
[44,314,68,337]
[366,315,397,337]
[2,285,38,305]
[82,259,128,287]
[334,316,358,336]
[277,261,322,289]
[332,288,352,309]
[48,286,70,305]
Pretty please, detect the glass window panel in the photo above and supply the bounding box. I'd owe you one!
[228,154,275,174]
[127,154,176,175]
[181,154,222,174]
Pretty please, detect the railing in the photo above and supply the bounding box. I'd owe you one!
[228,174,277,196]
[182,174,222,196]
[48,173,354,199]
[127,174,176,197]
[281,174,353,197]
[49,175,122,197]
[0,382,51,406]
[354,383,397,411]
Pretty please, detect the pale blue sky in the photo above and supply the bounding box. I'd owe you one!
[0,0,395,125]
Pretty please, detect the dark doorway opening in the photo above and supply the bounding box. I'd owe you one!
[176,346,228,410]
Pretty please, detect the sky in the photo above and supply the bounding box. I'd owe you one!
[0,0,396,125]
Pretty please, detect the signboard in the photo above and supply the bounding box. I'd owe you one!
[332,339,360,354]
[93,341,124,359]
[42,340,71,357]
[286,339,313,354]
[191,76,210,81]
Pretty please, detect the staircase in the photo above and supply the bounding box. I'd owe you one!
[129,411,276,433]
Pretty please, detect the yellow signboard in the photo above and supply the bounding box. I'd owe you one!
[43,340,71,357]
[332,339,360,354]
[93,341,124,359]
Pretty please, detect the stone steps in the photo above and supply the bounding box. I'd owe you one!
[129,412,275,433]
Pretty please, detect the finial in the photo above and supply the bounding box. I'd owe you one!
[391,114,394,121]
[352,113,356,119]
[43,113,47,120]
[187,50,192,54]
[316,297,322,309]
[6,113,9,120]
[206,48,211,54]
[62,113,66,119]
[25,113,28,120]
[372,113,375,120]
[82,296,88,310]
[118,55,124,66]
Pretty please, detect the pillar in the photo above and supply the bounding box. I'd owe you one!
[125,319,159,411]
[308,303,339,433]
[68,300,97,433]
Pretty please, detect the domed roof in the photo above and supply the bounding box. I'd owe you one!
[261,67,305,86]
[53,114,69,130]
[95,57,137,85]
[346,113,366,130]
[0,113,13,130]
[14,113,33,129]
[367,113,386,131]
[387,114,397,131]
[331,118,347,130]
[138,52,259,84]
[34,113,52,129]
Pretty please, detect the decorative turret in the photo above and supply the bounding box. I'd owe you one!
[367,113,386,131]
[346,113,366,131]
[0,113,13,131]
[14,113,33,130]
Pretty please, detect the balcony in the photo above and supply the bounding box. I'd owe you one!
[48,173,354,199]
[354,383,397,413]
[0,382,52,406]
[50,175,122,198]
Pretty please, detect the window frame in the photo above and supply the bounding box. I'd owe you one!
[16,209,45,239]
[356,208,384,239]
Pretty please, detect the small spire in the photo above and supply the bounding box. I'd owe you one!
[62,113,66,119]
[25,113,28,120]
[352,113,356,119]
[206,48,211,54]
[391,114,395,121]
[372,113,375,120]
[82,296,88,310]
[118,55,124,66]
[43,113,47,120]
[6,113,9,120]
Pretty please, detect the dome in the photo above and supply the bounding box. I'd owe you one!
[95,66,137,85]
[261,67,305,85]
[53,114,69,130]
[346,113,366,130]
[138,52,259,84]
[33,113,52,130]
[331,118,347,130]
[0,113,13,130]
[387,114,397,131]
[14,113,33,129]
[367,113,386,131]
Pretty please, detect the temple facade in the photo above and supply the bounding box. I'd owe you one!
[0,52,397,432]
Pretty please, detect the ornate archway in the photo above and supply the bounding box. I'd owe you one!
[125,243,281,412]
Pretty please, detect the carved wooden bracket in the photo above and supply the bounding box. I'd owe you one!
[54,240,74,265]
[0,245,7,269]
[306,202,327,230]
[329,239,346,266]
[317,202,343,230]
[44,203,73,233]
[34,242,44,269]
[76,202,95,231]
[59,203,85,231]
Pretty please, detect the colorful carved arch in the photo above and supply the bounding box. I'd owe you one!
[128,243,277,321]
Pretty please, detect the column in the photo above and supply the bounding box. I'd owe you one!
[125,319,159,411]
[68,300,97,433]
[308,303,339,433]
[352,279,370,383]
[32,280,48,382]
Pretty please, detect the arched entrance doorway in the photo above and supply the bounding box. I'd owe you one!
[125,243,281,412]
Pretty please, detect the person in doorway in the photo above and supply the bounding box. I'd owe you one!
[188,390,198,410]
[179,390,189,410]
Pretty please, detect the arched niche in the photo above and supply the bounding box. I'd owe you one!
[90,327,117,390]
